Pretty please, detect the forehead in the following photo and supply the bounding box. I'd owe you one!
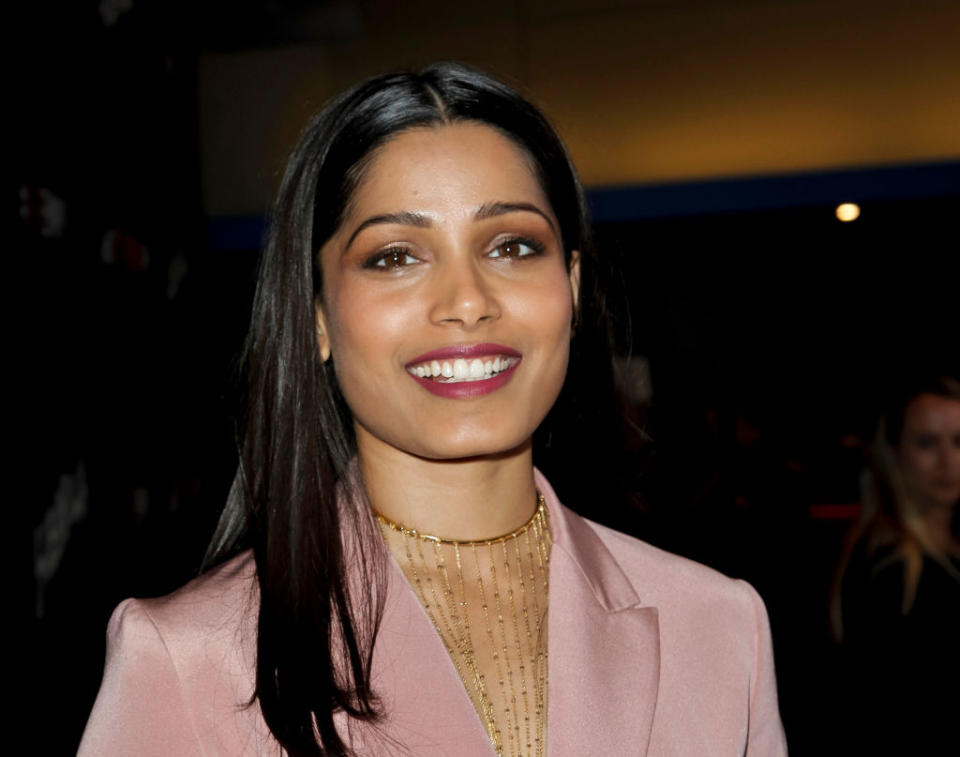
[903,394,960,434]
[345,122,551,221]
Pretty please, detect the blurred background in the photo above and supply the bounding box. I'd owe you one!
[22,0,958,753]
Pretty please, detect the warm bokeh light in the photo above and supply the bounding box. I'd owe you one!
[835,203,861,222]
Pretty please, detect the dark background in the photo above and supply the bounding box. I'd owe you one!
[22,1,959,753]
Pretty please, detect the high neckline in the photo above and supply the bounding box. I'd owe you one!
[374,493,546,546]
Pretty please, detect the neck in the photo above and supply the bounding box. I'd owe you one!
[356,431,539,542]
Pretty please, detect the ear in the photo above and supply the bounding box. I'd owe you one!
[314,300,331,362]
[568,250,581,324]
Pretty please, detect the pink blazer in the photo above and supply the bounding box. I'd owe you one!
[80,471,788,755]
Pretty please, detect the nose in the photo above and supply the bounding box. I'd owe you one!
[428,256,501,330]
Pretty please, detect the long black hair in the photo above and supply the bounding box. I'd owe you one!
[205,61,624,756]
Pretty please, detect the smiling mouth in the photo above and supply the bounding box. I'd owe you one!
[407,356,520,383]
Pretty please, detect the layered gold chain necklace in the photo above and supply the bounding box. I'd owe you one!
[376,496,551,757]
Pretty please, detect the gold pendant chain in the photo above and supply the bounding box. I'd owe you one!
[377,496,551,757]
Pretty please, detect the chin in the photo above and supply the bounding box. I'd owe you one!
[412,430,533,463]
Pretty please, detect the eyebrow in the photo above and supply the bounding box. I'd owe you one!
[345,211,431,249]
[474,201,558,236]
[344,201,558,250]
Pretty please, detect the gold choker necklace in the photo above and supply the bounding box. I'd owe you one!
[375,494,548,545]
[376,495,551,757]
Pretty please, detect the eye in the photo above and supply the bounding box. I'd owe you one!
[488,237,545,260]
[913,435,936,450]
[363,247,420,270]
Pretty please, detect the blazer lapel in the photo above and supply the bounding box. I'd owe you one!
[350,470,661,756]
[363,546,500,757]
[336,470,496,756]
[538,471,661,757]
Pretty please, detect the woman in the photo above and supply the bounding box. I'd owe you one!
[833,376,960,753]
[80,62,786,757]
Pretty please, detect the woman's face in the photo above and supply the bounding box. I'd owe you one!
[896,393,960,508]
[316,123,580,462]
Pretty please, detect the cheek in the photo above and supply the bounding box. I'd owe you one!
[513,271,575,396]
[517,268,574,338]
[901,447,934,471]
[900,448,937,481]
[329,274,414,347]
[325,287,407,401]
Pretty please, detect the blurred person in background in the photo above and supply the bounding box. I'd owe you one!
[832,375,960,754]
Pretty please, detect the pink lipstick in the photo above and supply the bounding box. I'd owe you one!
[407,343,521,365]
[405,343,522,399]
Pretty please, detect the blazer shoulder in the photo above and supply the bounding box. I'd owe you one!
[581,516,764,622]
[116,551,259,677]
[141,551,257,627]
[81,555,265,755]
[577,513,786,754]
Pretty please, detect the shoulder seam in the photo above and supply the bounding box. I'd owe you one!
[135,600,211,757]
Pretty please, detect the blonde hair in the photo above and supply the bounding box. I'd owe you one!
[831,376,960,642]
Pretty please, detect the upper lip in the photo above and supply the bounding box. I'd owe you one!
[406,343,521,367]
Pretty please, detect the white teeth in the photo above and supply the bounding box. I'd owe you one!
[409,354,518,383]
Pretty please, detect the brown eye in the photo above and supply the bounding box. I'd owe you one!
[488,237,545,259]
[364,248,419,269]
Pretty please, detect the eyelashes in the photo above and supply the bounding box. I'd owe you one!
[361,235,547,271]
[488,236,546,259]
[362,248,419,270]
